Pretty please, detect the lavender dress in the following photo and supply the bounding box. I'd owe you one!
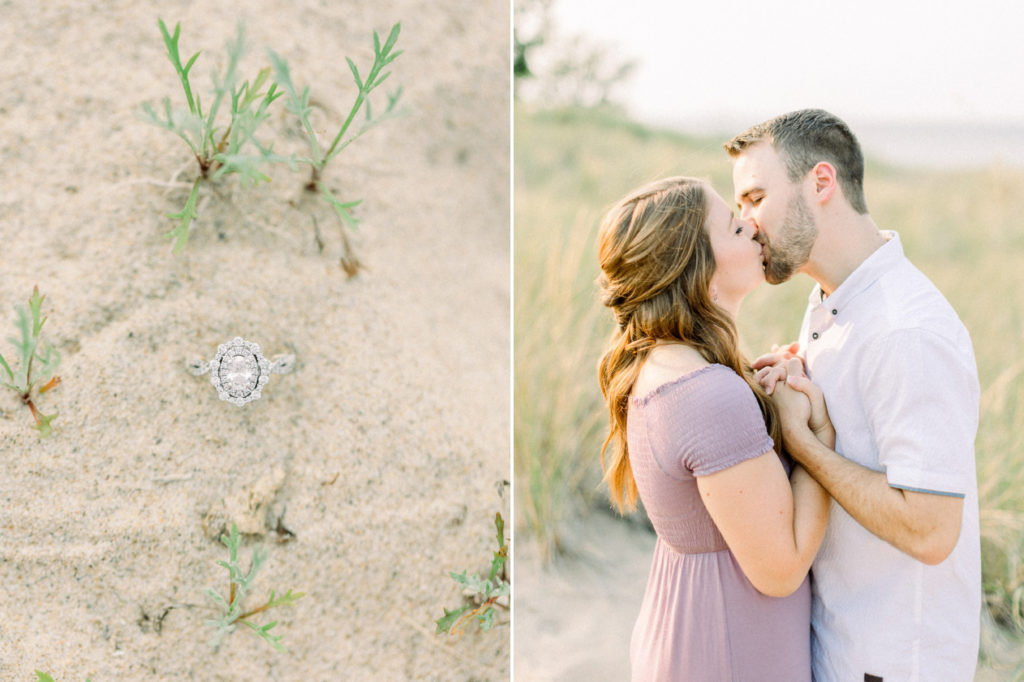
[627,364,811,681]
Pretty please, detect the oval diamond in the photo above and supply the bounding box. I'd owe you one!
[217,351,260,397]
[204,336,280,407]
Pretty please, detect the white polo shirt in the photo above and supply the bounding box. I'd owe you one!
[797,232,981,682]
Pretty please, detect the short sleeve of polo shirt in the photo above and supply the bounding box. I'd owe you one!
[858,327,979,497]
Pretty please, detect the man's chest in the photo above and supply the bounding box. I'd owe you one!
[799,316,881,470]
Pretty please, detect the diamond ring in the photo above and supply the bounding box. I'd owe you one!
[187,337,295,406]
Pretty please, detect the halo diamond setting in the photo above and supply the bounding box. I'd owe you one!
[188,337,294,406]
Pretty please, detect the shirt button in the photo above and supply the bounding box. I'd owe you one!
[812,332,819,340]
[831,309,838,315]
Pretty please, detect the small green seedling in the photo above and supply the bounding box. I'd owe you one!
[0,286,60,436]
[35,673,91,682]
[206,524,304,652]
[142,19,286,252]
[436,512,510,635]
[270,23,404,275]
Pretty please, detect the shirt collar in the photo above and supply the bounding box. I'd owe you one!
[808,230,903,310]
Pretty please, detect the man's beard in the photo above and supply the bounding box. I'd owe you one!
[762,193,817,284]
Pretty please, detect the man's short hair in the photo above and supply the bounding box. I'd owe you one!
[724,109,868,214]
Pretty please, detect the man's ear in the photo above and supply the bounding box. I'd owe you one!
[810,161,838,205]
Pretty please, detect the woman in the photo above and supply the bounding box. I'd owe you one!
[597,176,834,680]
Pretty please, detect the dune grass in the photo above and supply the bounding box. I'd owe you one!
[0,286,61,436]
[513,103,1024,645]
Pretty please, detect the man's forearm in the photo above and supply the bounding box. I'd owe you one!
[786,429,963,565]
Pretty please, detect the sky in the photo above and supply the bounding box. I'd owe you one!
[541,0,1024,167]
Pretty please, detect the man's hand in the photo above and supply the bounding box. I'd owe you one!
[782,367,836,449]
[769,361,813,453]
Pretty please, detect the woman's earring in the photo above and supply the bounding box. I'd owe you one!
[710,287,719,303]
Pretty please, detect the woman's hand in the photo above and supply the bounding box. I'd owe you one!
[752,341,801,370]
[752,342,801,395]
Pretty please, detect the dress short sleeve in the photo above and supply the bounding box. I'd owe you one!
[637,365,776,479]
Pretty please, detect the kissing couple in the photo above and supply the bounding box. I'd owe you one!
[597,109,981,681]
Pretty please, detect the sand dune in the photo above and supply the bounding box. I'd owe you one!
[0,1,509,679]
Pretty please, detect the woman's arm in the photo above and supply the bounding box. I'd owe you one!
[695,361,834,597]
[697,445,830,598]
[789,462,830,572]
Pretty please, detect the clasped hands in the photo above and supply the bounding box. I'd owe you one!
[752,343,836,451]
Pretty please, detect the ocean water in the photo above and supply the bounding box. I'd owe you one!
[853,121,1024,170]
[659,114,1024,171]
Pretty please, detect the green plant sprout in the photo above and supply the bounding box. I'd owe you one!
[0,286,60,436]
[436,512,510,635]
[269,23,404,275]
[35,673,91,682]
[206,524,305,652]
[142,19,285,252]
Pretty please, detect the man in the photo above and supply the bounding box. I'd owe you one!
[724,109,981,681]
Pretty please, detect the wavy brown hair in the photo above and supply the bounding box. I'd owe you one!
[596,176,782,512]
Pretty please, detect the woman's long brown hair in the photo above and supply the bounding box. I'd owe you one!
[596,177,781,512]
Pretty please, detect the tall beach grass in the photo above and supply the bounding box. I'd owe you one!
[514,104,1024,645]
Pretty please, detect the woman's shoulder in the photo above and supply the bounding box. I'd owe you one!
[630,360,772,478]
[632,343,704,398]
[630,361,747,408]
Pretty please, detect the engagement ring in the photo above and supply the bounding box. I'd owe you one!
[187,337,294,406]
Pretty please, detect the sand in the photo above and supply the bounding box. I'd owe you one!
[513,512,650,681]
[0,1,509,679]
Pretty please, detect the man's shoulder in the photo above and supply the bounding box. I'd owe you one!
[869,255,968,339]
